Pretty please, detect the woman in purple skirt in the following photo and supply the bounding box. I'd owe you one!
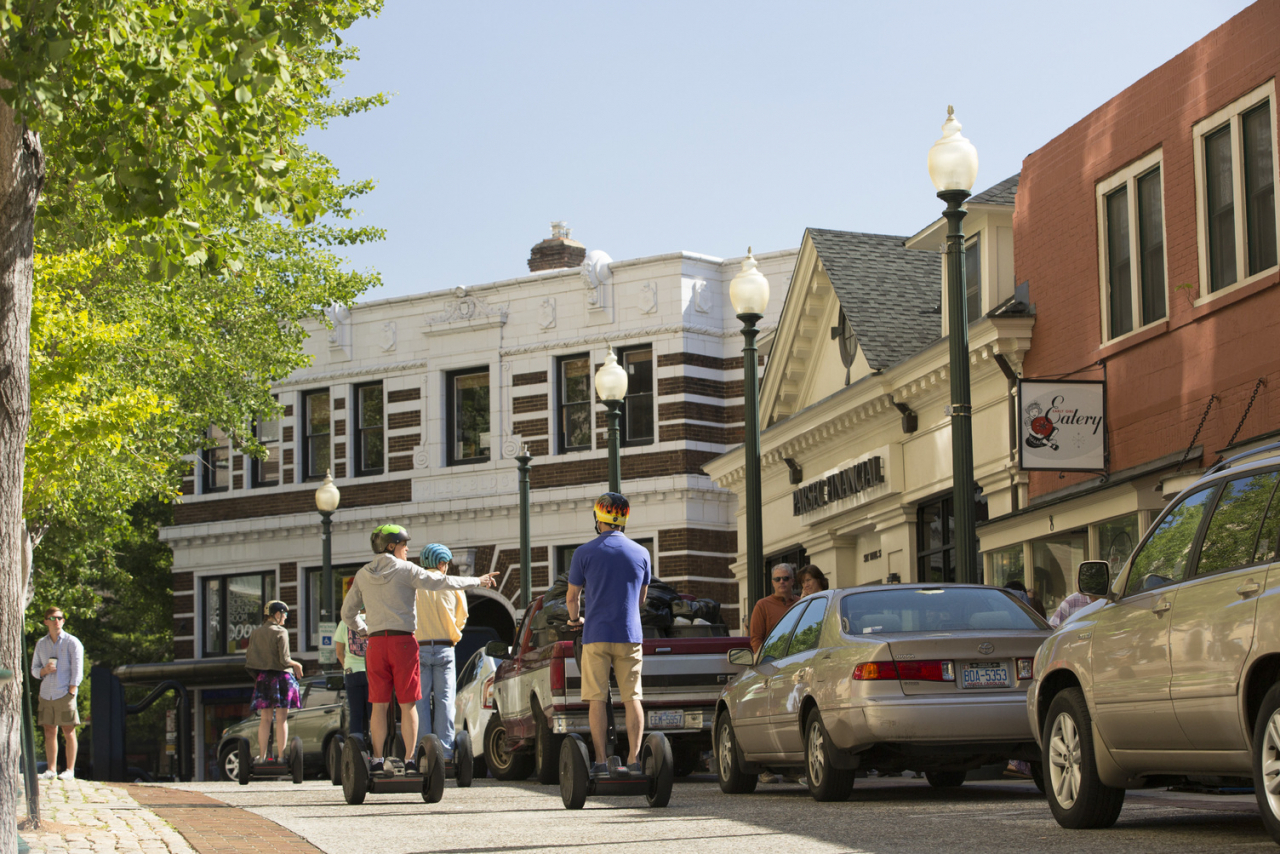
[245,600,304,762]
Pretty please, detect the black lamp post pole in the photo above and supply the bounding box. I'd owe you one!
[739,312,766,614]
[517,447,533,610]
[604,399,622,493]
[940,188,979,584]
[320,509,334,665]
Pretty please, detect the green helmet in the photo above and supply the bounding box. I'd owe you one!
[370,524,411,554]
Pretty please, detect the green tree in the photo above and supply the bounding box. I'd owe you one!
[0,2,384,841]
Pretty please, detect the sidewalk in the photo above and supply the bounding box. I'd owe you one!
[17,779,323,854]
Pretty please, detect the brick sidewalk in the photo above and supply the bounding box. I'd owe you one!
[16,779,322,854]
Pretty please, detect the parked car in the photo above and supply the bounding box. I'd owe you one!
[216,674,345,781]
[454,647,499,779]
[1029,442,1280,843]
[715,584,1050,801]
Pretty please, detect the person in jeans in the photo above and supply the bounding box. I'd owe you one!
[335,608,371,744]
[30,606,84,780]
[341,524,498,776]
[415,543,469,760]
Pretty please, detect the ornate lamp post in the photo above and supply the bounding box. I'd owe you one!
[315,470,341,665]
[594,348,629,493]
[928,106,981,584]
[516,445,533,610]
[729,248,770,614]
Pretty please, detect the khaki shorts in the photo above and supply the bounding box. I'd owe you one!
[38,692,80,727]
[580,642,643,702]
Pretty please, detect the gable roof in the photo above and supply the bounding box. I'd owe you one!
[807,228,941,372]
[967,172,1019,206]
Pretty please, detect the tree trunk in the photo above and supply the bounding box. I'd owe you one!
[0,97,43,854]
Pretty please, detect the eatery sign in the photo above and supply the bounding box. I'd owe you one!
[1017,379,1106,472]
[793,456,886,516]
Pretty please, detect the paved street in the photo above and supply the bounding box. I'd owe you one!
[165,774,1272,854]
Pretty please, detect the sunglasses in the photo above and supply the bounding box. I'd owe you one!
[772,576,792,582]
[45,616,65,621]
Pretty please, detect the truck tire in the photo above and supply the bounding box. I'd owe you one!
[485,713,534,781]
[534,708,564,785]
[715,712,758,794]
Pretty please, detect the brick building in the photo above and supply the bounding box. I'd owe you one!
[980,0,1280,604]
[154,224,797,779]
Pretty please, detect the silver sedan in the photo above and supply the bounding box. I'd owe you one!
[714,584,1051,801]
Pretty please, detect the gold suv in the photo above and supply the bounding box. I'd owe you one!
[1027,442,1280,842]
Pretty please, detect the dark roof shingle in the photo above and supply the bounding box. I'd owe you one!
[967,173,1019,206]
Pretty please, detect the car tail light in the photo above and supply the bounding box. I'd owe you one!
[549,641,573,694]
[1016,658,1035,680]
[853,662,899,680]
[481,676,495,709]
[896,660,955,682]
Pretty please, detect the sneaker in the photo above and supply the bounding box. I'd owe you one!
[589,762,609,780]
[370,758,385,776]
[758,771,779,784]
[625,762,643,777]
[38,769,56,780]
[58,769,75,781]
[404,760,418,775]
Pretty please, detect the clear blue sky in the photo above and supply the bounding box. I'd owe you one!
[308,0,1255,303]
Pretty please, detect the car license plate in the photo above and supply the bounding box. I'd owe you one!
[647,710,684,728]
[961,663,1010,689]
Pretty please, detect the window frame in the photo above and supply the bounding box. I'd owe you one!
[250,403,280,489]
[964,232,982,325]
[304,564,364,649]
[353,381,385,477]
[446,366,492,466]
[1096,148,1167,343]
[201,571,276,658]
[557,354,593,453]
[1120,486,1216,598]
[555,544,584,584]
[617,345,655,448]
[1193,80,1280,303]
[301,388,331,482]
[201,426,230,494]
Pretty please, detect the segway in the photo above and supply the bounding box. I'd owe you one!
[341,732,447,805]
[236,734,305,785]
[450,729,475,787]
[557,636,674,809]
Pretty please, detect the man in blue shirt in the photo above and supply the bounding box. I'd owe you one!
[566,492,650,777]
[30,605,85,780]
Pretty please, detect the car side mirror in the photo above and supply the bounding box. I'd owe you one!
[485,640,512,660]
[727,647,755,667]
[1077,560,1111,598]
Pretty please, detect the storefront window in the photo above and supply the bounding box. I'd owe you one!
[1032,532,1086,615]
[306,565,362,649]
[202,572,275,656]
[1098,514,1140,581]
[989,545,1024,589]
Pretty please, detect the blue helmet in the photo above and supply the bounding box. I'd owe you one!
[420,543,453,568]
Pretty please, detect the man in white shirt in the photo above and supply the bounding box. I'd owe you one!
[30,606,85,780]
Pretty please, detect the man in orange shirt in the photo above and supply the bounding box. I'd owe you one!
[748,563,799,653]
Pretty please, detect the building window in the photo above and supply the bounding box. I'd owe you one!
[251,409,280,489]
[1097,150,1166,340]
[916,493,989,583]
[988,545,1024,589]
[965,233,982,324]
[618,346,654,446]
[354,382,384,477]
[302,389,330,480]
[447,368,490,465]
[634,537,655,577]
[1195,82,1279,297]
[305,566,361,649]
[202,572,275,657]
[1032,532,1086,617]
[201,426,230,493]
[558,355,592,452]
[555,545,583,584]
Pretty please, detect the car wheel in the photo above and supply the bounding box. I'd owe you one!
[534,709,563,785]
[715,712,758,794]
[804,709,853,801]
[467,726,489,779]
[1251,683,1280,844]
[924,770,966,789]
[219,744,239,781]
[1043,688,1124,828]
[484,713,534,781]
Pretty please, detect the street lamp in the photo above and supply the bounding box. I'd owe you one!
[928,105,981,584]
[729,248,770,616]
[595,348,629,493]
[315,470,341,666]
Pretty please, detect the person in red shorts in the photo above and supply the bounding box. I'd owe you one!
[341,524,499,775]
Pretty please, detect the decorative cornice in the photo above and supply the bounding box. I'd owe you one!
[275,358,434,390]
[497,323,776,357]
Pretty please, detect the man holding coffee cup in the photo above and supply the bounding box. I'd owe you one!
[30,606,84,780]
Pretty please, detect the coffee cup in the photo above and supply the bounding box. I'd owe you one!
[48,657,57,671]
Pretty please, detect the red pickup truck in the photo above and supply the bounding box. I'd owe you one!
[483,593,749,784]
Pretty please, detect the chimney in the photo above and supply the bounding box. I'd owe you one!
[528,221,586,272]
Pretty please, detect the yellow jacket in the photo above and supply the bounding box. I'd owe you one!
[415,586,468,645]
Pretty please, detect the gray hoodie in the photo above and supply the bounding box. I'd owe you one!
[341,553,481,635]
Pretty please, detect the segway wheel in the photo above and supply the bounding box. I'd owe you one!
[342,734,368,805]
[455,730,474,788]
[418,735,446,804]
[236,738,252,786]
[641,732,674,808]
[559,734,590,810]
[329,735,344,786]
[289,736,305,784]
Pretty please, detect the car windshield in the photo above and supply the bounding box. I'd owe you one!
[839,587,1048,635]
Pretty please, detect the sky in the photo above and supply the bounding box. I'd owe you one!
[306,0,1256,303]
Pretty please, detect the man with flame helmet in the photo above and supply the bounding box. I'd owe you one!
[342,524,499,776]
[566,492,651,777]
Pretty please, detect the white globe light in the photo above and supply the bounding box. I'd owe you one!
[315,470,341,512]
[594,348,629,402]
[729,248,770,316]
[927,106,979,193]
